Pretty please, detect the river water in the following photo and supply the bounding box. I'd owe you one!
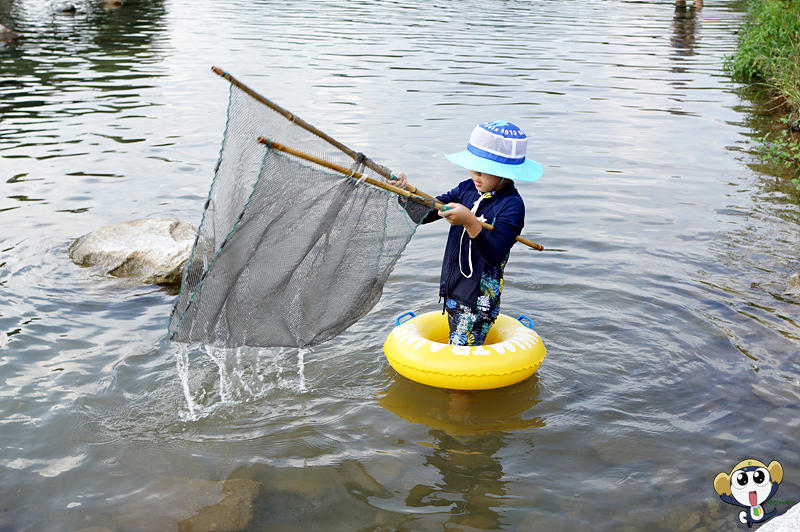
[2,0,800,530]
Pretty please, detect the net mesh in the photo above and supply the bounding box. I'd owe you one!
[168,72,432,348]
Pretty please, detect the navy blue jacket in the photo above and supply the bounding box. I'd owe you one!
[422,179,525,310]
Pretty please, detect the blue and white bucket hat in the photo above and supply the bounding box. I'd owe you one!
[445,121,543,182]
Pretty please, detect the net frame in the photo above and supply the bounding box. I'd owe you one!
[167,68,434,348]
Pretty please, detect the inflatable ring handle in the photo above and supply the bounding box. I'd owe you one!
[395,311,416,326]
[517,315,534,329]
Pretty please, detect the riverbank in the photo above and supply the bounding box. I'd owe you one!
[727,0,800,189]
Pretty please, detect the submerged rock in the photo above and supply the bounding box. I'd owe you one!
[178,479,262,532]
[68,217,197,285]
[0,24,19,42]
[77,477,263,532]
[784,272,800,298]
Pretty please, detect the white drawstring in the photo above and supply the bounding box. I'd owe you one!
[458,193,492,278]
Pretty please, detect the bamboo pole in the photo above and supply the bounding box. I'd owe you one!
[257,137,441,205]
[211,67,437,200]
[211,66,414,187]
[257,138,544,251]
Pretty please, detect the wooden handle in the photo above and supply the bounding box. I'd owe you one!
[257,138,543,251]
[212,66,394,180]
[257,138,440,205]
[213,66,544,251]
[403,183,434,200]
[515,235,544,251]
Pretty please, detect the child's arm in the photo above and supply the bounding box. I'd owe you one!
[448,197,524,265]
[392,172,459,225]
[471,215,523,265]
[439,203,482,237]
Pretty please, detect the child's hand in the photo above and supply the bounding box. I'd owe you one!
[439,203,482,238]
[390,172,408,190]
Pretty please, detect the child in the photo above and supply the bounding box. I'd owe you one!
[395,121,543,346]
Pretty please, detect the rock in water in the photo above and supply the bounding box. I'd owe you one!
[177,479,262,532]
[785,272,800,298]
[0,24,19,42]
[69,217,197,284]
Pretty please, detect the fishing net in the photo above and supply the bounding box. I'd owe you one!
[168,68,433,349]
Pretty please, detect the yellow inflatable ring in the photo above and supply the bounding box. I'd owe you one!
[383,311,546,390]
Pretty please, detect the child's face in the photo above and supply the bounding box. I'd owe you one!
[470,170,504,193]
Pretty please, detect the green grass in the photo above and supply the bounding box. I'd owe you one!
[726,0,800,190]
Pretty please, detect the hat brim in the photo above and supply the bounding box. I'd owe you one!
[445,150,543,182]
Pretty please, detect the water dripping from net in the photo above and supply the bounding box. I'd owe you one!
[173,342,309,422]
[297,347,307,392]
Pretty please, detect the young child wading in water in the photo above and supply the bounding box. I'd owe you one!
[395,121,543,346]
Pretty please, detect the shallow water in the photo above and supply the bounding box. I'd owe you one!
[2,0,800,530]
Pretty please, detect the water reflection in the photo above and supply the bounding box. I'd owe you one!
[0,0,168,124]
[406,430,510,530]
[671,0,703,63]
[378,375,546,434]
[379,377,545,529]
[0,0,171,225]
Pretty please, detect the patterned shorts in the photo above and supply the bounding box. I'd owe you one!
[445,299,499,346]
